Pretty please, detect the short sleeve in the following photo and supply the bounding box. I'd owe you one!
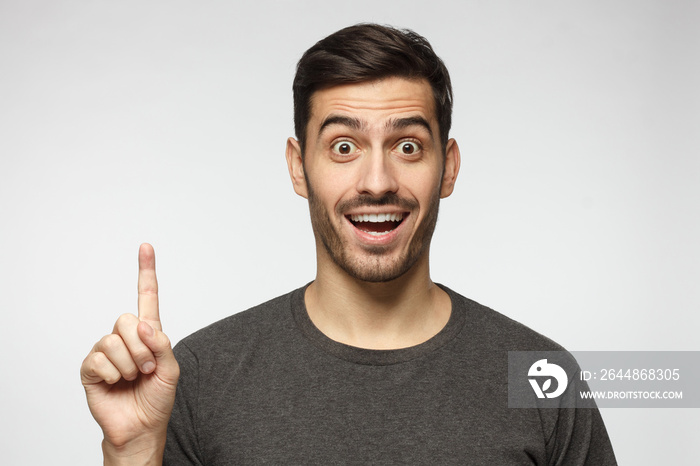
[164,341,205,465]
[544,373,617,465]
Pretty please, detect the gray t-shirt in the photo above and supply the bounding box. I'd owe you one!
[165,284,616,465]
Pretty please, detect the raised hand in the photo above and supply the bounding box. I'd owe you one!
[81,244,179,463]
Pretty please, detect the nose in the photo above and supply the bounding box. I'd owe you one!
[355,149,400,197]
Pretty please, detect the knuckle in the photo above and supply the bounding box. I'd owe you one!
[81,350,94,368]
[115,312,137,330]
[80,354,95,381]
[100,333,124,353]
[97,359,122,384]
[105,373,122,385]
[91,351,109,371]
[88,352,120,384]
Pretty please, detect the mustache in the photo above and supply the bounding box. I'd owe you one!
[337,193,418,213]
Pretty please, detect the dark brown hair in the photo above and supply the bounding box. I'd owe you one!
[293,24,453,154]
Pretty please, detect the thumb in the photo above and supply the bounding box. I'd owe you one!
[137,321,180,383]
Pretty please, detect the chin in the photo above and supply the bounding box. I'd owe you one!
[334,249,423,283]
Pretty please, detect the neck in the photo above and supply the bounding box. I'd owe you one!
[305,253,451,350]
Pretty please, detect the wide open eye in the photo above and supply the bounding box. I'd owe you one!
[396,141,421,156]
[331,140,358,156]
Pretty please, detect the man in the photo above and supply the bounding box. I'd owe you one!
[81,24,616,464]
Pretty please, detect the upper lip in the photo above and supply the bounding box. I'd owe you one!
[343,208,408,216]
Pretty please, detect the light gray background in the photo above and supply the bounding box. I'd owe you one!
[1,1,698,464]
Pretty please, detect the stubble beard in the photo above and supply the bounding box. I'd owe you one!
[306,183,441,283]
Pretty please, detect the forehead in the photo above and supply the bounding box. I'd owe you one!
[308,77,436,130]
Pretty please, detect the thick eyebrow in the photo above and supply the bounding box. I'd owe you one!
[318,115,367,137]
[317,114,434,139]
[386,116,433,137]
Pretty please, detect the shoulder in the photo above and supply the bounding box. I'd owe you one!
[174,287,301,359]
[441,284,566,352]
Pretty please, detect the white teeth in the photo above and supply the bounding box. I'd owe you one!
[366,230,392,236]
[350,213,404,223]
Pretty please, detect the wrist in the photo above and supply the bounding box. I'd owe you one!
[102,434,166,466]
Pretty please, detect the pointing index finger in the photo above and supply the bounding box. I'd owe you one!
[138,243,161,331]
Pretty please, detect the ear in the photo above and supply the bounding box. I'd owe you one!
[286,137,308,199]
[440,138,461,198]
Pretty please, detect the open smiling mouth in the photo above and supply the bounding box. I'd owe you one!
[347,213,406,236]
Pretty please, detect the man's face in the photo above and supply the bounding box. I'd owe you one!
[286,77,459,283]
